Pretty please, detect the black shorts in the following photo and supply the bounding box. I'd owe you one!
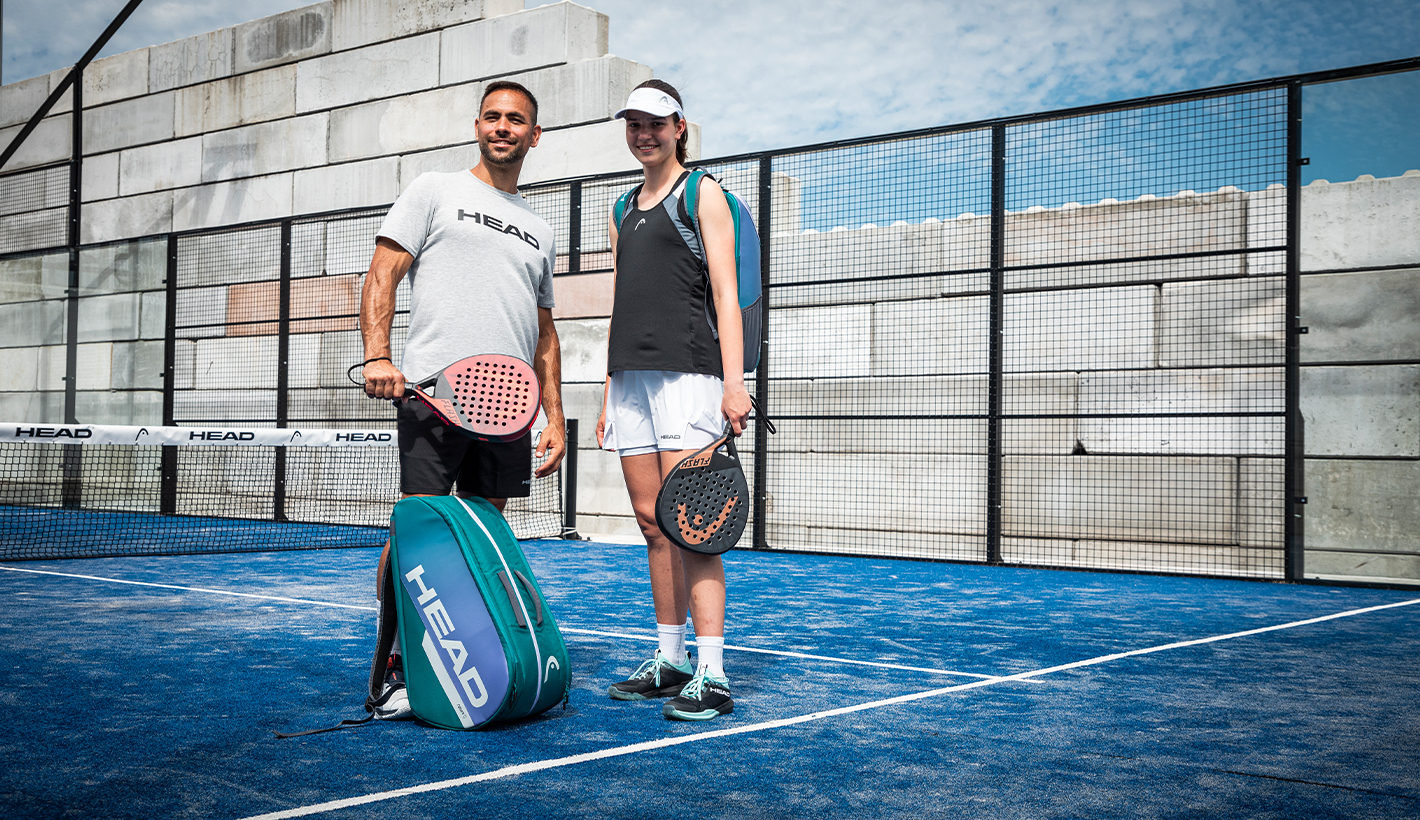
[397,399,533,498]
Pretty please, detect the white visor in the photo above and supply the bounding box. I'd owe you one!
[614,87,684,120]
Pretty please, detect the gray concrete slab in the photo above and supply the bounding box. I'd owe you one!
[1302,171,1420,271]
[1159,278,1285,368]
[0,74,54,128]
[0,253,68,303]
[120,137,204,196]
[439,3,608,85]
[1304,458,1420,563]
[235,2,334,74]
[0,115,71,170]
[1301,364,1420,457]
[81,191,174,245]
[82,152,121,202]
[332,0,521,51]
[201,114,328,182]
[83,93,176,155]
[1301,267,1420,363]
[150,29,236,93]
[174,65,298,137]
[172,174,295,232]
[295,32,440,113]
[84,49,149,106]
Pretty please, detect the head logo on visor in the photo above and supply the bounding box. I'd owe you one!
[615,87,685,120]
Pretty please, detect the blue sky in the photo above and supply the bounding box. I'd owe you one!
[2,0,1417,181]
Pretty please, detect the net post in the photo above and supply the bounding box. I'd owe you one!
[1284,81,1306,581]
[986,124,1006,566]
[274,220,292,522]
[752,155,772,551]
[562,418,579,538]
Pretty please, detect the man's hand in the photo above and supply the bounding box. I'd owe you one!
[534,422,566,477]
[363,358,407,400]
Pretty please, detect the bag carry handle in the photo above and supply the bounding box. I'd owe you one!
[496,570,544,627]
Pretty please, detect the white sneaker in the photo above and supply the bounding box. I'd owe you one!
[370,654,413,720]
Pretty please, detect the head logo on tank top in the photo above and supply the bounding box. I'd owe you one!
[456,208,541,250]
[634,218,647,231]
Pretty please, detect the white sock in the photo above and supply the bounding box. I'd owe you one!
[695,636,725,679]
[657,622,688,666]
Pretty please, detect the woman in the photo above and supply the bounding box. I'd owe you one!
[597,79,750,721]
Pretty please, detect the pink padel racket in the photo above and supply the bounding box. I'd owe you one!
[351,354,540,442]
[407,354,541,442]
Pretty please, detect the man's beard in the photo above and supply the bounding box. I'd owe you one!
[479,136,528,166]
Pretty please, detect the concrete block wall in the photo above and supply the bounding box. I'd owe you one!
[0,0,669,433]
[1298,170,1420,584]
[565,172,1418,583]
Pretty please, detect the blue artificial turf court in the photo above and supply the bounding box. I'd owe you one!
[1,538,1417,819]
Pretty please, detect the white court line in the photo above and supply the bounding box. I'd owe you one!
[239,596,1420,820]
[0,565,987,678]
[0,565,375,611]
[564,627,994,679]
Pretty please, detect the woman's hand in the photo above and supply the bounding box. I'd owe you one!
[722,382,752,436]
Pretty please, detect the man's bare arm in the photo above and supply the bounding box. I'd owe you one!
[533,306,566,476]
[360,238,414,399]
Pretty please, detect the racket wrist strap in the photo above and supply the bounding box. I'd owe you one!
[347,357,393,385]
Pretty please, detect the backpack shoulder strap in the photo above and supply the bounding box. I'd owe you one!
[612,183,644,233]
[677,168,714,236]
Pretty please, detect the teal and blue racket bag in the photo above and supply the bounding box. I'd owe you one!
[386,495,570,729]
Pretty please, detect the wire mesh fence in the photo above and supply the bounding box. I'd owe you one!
[0,74,1314,575]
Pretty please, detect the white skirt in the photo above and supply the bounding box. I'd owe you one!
[602,370,724,456]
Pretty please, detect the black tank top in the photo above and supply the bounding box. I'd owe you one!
[606,185,723,379]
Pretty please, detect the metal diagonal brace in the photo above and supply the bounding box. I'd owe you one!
[0,0,146,172]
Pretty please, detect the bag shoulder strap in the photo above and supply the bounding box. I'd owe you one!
[612,183,644,233]
[677,168,713,237]
[273,562,397,738]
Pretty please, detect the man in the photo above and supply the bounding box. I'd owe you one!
[358,81,566,719]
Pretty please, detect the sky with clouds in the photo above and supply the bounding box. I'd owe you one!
[3,0,1417,174]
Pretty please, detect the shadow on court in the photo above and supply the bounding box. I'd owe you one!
[0,541,1416,819]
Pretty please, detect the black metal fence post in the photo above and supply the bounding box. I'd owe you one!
[161,233,178,516]
[563,418,579,538]
[59,63,84,510]
[1284,82,1306,580]
[986,125,1006,565]
[753,156,773,551]
[568,181,582,275]
[274,221,292,521]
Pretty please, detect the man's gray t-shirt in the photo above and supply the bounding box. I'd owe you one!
[377,171,556,383]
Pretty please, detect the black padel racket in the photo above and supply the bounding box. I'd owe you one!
[655,426,750,555]
[350,354,540,442]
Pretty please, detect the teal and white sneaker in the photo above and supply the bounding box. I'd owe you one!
[608,650,695,701]
[662,667,734,721]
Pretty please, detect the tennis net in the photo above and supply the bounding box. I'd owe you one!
[0,423,567,560]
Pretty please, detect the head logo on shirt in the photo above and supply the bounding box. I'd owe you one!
[456,209,541,249]
[634,218,647,231]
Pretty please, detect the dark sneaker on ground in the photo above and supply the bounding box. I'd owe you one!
[608,650,695,701]
[662,668,733,721]
[370,654,413,720]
